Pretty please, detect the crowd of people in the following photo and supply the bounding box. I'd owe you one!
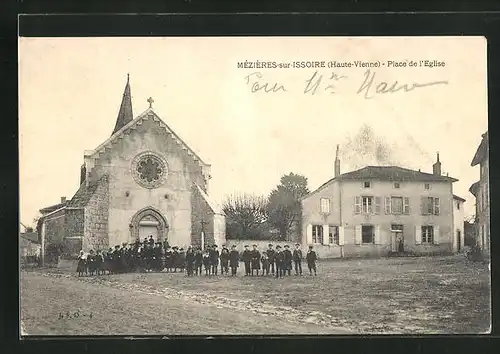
[76,236,319,278]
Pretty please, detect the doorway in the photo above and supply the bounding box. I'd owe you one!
[391,224,404,253]
[457,230,461,252]
[130,207,169,244]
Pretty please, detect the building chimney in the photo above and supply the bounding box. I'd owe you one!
[80,164,86,185]
[61,197,67,203]
[334,144,341,177]
[432,152,442,176]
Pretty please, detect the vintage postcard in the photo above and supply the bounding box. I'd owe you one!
[19,36,490,336]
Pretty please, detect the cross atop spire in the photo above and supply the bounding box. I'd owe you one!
[111,74,134,135]
[147,97,154,109]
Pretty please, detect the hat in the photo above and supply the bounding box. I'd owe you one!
[308,245,313,249]
[244,245,249,248]
[188,245,192,248]
[232,245,237,248]
[213,244,218,248]
[172,246,178,249]
[268,244,273,247]
[295,243,300,246]
[276,245,281,249]
[179,248,184,251]
[115,245,120,248]
[284,245,289,248]
[252,244,257,247]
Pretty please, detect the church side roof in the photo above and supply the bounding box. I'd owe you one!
[195,184,224,215]
[66,176,108,208]
[111,75,133,135]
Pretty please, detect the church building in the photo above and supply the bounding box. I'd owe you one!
[38,76,226,261]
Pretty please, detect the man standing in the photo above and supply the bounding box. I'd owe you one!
[292,243,303,276]
[306,245,318,276]
[194,247,203,275]
[266,244,275,276]
[185,245,195,276]
[274,245,284,279]
[229,245,239,276]
[209,245,220,275]
[250,244,261,276]
[241,245,252,276]
[220,245,230,275]
[112,245,122,273]
[148,235,155,247]
[283,245,293,276]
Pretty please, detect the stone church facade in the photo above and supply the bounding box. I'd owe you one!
[38,76,226,261]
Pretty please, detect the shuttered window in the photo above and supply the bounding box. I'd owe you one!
[421,197,440,215]
[320,198,330,213]
[421,226,434,244]
[328,225,339,245]
[312,225,323,244]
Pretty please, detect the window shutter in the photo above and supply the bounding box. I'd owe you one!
[355,225,362,245]
[420,197,426,215]
[354,196,361,214]
[434,226,440,244]
[385,196,391,214]
[306,224,313,245]
[404,197,410,214]
[415,224,422,245]
[374,225,381,245]
[338,226,345,245]
[374,197,381,214]
[434,198,440,216]
[322,225,329,245]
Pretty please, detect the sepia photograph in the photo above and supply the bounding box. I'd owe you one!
[19,36,490,336]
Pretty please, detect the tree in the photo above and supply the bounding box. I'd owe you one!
[267,173,310,241]
[222,194,269,240]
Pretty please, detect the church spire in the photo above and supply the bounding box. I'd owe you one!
[112,74,133,135]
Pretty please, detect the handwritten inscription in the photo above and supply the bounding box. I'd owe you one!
[357,69,449,99]
[244,72,287,93]
[244,69,448,98]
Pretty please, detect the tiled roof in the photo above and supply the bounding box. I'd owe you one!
[302,165,458,200]
[453,194,466,202]
[471,131,488,166]
[66,176,108,208]
[336,166,458,183]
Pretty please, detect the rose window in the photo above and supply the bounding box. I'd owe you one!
[131,152,168,189]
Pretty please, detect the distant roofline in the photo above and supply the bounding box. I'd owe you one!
[453,194,466,202]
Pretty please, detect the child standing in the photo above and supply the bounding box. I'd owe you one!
[306,245,318,276]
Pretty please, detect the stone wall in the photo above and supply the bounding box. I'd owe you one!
[84,177,110,251]
[191,185,216,248]
[65,208,84,238]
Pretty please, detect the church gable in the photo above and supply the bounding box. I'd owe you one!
[85,109,211,191]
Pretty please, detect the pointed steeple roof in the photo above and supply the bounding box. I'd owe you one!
[112,74,133,135]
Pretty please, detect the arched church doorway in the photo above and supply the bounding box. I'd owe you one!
[130,207,169,244]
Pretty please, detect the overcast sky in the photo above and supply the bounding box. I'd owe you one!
[19,37,487,227]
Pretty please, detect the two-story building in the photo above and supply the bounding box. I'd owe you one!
[300,146,464,259]
[469,131,489,255]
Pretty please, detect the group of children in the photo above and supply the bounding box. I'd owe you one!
[76,237,319,278]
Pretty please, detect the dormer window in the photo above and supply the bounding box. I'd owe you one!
[394,182,400,189]
[363,181,371,188]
